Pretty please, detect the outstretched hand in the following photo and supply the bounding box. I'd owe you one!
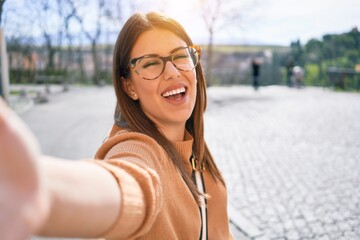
[0,98,49,239]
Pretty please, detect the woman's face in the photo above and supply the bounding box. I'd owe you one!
[125,28,197,136]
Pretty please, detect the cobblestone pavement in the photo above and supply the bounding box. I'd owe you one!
[16,84,360,239]
[205,86,360,240]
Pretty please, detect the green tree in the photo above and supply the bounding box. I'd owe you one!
[305,38,324,85]
[290,39,305,67]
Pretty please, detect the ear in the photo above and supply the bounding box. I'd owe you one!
[121,77,139,100]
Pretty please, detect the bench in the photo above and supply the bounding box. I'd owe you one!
[326,67,360,90]
[35,75,69,93]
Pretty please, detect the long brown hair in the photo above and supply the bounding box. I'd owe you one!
[112,12,225,204]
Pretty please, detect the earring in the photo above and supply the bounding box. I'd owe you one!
[131,93,138,100]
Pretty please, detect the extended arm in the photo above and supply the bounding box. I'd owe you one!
[0,99,120,238]
[38,156,120,237]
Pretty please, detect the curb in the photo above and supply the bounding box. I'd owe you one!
[228,204,263,239]
[9,96,35,114]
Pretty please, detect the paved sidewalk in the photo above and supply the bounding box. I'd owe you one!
[13,85,360,239]
[206,86,360,239]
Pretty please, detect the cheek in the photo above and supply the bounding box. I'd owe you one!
[186,70,197,84]
[132,78,156,96]
[188,71,198,92]
[138,85,154,96]
[134,82,160,107]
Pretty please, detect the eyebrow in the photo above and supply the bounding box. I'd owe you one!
[141,46,187,57]
[170,46,187,54]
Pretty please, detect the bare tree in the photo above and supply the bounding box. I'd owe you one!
[0,0,6,26]
[3,1,39,84]
[109,0,124,23]
[60,0,85,86]
[28,0,58,72]
[197,0,255,85]
[56,0,64,70]
[79,0,107,85]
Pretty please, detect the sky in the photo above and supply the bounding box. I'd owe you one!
[155,0,360,46]
[6,0,360,46]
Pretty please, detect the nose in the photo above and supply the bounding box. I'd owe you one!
[163,60,181,80]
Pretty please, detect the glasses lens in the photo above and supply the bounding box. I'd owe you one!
[136,56,164,80]
[173,47,199,71]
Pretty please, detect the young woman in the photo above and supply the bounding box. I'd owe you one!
[0,12,233,239]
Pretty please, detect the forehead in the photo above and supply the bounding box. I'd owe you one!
[131,28,187,58]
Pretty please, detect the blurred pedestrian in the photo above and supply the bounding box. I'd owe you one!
[286,56,294,87]
[252,58,261,90]
[0,12,233,239]
[292,66,305,88]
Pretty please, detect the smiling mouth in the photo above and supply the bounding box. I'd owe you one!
[161,87,186,100]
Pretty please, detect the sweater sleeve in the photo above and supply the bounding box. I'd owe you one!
[91,132,165,239]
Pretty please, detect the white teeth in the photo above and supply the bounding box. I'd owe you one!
[162,87,186,97]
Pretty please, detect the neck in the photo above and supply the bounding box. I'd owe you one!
[159,124,186,142]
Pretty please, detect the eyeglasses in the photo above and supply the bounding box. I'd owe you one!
[129,45,200,80]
